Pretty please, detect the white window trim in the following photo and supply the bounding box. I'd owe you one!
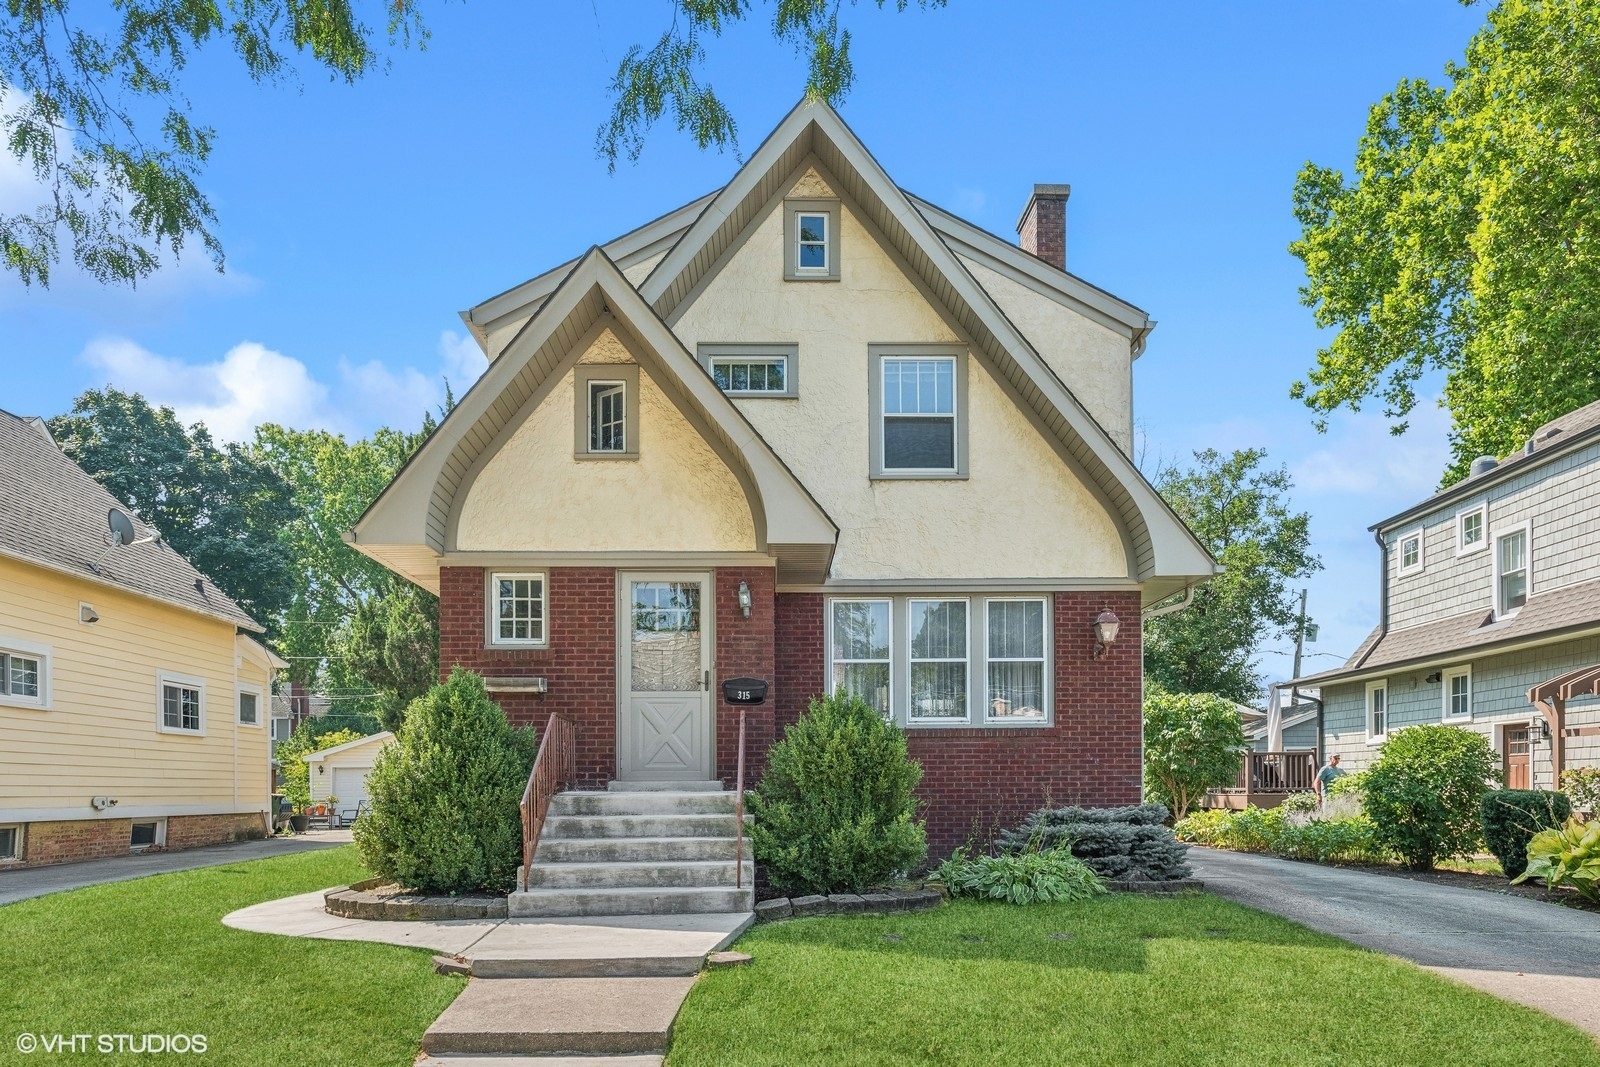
[826,597,894,721]
[0,823,21,863]
[0,633,52,710]
[1397,528,1425,577]
[907,597,972,725]
[1365,679,1389,745]
[1492,521,1533,620]
[1455,504,1488,557]
[156,670,207,736]
[237,683,264,728]
[486,571,550,649]
[868,345,970,479]
[573,364,640,459]
[983,597,1050,725]
[129,817,167,850]
[1441,664,1473,723]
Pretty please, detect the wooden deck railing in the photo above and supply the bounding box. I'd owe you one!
[520,713,575,886]
[1204,750,1319,810]
[734,708,747,889]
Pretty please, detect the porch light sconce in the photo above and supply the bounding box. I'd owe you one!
[318,765,325,775]
[737,580,753,619]
[1424,671,1442,684]
[1092,611,1121,659]
[1538,718,1552,742]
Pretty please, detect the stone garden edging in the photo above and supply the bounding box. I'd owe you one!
[754,888,944,922]
[324,878,509,921]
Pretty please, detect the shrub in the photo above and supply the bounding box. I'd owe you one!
[277,726,365,813]
[353,669,538,894]
[1561,767,1600,815]
[1513,817,1600,903]
[937,847,1106,904]
[1481,790,1572,879]
[1329,770,1368,800]
[748,692,927,894]
[998,804,1191,881]
[1271,815,1386,863]
[1364,725,1499,871]
[1172,808,1234,846]
[1142,692,1247,820]
[1279,790,1319,815]
[1174,804,1388,864]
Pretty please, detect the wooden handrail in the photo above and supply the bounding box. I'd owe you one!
[520,713,575,888]
[734,708,747,890]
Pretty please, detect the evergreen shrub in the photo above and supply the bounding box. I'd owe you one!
[998,803,1191,881]
[1480,789,1571,880]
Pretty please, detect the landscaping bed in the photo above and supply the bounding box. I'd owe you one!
[324,878,508,920]
[668,894,1600,1066]
[1315,856,1600,913]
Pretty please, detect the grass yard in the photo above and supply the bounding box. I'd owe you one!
[668,893,1600,1067]
[0,846,463,1066]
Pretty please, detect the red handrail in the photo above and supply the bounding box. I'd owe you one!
[520,713,575,888]
[734,708,747,889]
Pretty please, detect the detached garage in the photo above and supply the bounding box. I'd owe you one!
[306,732,393,825]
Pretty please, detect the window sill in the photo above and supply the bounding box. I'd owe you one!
[870,471,969,482]
[484,642,550,652]
[1455,544,1487,558]
[1364,734,1388,747]
[906,719,1053,730]
[0,696,48,711]
[157,726,205,737]
[782,272,839,283]
[238,720,263,728]
[1442,715,1473,725]
[574,451,639,461]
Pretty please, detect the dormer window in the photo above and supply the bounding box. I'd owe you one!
[1398,529,1424,576]
[784,200,840,281]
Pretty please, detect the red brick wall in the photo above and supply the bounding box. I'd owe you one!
[1,811,269,870]
[768,590,1143,859]
[165,813,268,850]
[714,569,776,786]
[440,566,618,788]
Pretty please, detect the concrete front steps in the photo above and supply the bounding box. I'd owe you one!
[508,782,754,919]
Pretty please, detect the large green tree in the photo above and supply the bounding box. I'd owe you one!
[3,0,946,287]
[1290,0,1600,483]
[48,387,294,627]
[1144,449,1320,703]
[340,580,440,733]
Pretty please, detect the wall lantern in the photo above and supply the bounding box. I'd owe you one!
[1538,718,1552,742]
[318,764,325,775]
[737,580,753,619]
[1092,610,1121,659]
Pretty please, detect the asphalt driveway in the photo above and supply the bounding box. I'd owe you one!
[1189,845,1600,1037]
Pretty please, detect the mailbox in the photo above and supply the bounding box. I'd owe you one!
[722,677,769,705]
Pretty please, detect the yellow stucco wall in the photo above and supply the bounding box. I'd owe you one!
[455,327,759,552]
[0,556,272,821]
[670,169,1129,580]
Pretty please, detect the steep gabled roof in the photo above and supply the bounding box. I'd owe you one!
[635,98,1213,595]
[0,409,260,631]
[350,248,839,589]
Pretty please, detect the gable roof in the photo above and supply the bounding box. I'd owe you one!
[304,730,394,763]
[350,248,839,588]
[633,98,1213,596]
[0,409,260,631]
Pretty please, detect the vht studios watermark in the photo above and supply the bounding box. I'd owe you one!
[14,1033,208,1054]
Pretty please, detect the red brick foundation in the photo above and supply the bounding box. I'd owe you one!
[165,812,269,851]
[1,811,268,870]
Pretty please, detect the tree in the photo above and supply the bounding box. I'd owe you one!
[276,724,365,815]
[1289,0,1600,483]
[48,388,295,627]
[1364,724,1499,871]
[341,580,440,732]
[1144,449,1320,702]
[4,1,948,287]
[1141,691,1246,822]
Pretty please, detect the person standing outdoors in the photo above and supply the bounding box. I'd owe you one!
[1316,753,1346,806]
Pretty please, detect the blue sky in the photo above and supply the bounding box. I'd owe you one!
[1,1,1491,688]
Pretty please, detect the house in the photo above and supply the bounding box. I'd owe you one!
[1292,396,1600,790]
[305,730,393,823]
[348,99,1215,899]
[0,410,280,868]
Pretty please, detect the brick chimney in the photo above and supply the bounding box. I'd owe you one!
[1016,184,1071,271]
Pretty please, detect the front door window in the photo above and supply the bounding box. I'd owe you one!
[631,582,703,692]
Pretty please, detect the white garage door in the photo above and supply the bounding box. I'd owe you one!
[332,766,372,819]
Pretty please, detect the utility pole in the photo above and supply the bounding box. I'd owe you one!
[1292,588,1308,684]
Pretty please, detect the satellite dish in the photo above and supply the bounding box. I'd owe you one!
[107,508,136,546]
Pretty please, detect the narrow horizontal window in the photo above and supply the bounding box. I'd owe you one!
[712,357,787,394]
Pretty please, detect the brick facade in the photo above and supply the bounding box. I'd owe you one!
[164,812,269,851]
[713,568,776,786]
[1,812,268,871]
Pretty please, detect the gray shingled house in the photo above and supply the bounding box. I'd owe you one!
[1292,398,1600,790]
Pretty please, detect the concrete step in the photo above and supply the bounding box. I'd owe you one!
[534,836,741,864]
[542,814,748,840]
[421,976,694,1056]
[464,912,753,980]
[550,791,736,817]
[607,780,723,792]
[525,859,754,890]
[417,1056,662,1067]
[508,886,755,919]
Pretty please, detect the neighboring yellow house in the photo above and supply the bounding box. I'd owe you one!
[0,410,281,869]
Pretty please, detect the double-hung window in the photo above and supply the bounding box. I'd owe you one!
[158,672,205,735]
[987,599,1047,720]
[909,599,968,722]
[0,640,46,707]
[1442,666,1471,722]
[830,600,891,717]
[872,347,967,477]
[589,382,625,452]
[1366,680,1388,741]
[1495,527,1529,617]
[490,572,547,647]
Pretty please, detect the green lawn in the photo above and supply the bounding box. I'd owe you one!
[669,894,1600,1067]
[0,846,463,1067]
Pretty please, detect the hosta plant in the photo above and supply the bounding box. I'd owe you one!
[937,847,1106,905]
[1512,818,1600,903]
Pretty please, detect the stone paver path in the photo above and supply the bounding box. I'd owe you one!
[1189,845,1600,1037]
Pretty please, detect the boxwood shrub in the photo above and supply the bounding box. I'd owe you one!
[1480,789,1571,879]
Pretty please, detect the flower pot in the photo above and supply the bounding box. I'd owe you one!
[289,815,309,832]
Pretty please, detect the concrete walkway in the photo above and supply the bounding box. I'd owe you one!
[225,888,752,1063]
[1189,846,1600,1037]
[0,830,352,907]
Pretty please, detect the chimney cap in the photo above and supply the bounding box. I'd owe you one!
[1015,184,1072,233]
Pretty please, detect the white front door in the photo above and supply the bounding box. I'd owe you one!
[617,574,714,781]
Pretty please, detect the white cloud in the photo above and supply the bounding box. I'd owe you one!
[78,332,489,443]
[1291,401,1452,499]
[438,330,487,386]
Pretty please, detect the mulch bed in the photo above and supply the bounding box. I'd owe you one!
[1314,858,1600,913]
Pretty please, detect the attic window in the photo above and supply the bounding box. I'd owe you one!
[783,200,840,281]
[574,364,640,459]
[1398,529,1423,576]
[698,344,798,398]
